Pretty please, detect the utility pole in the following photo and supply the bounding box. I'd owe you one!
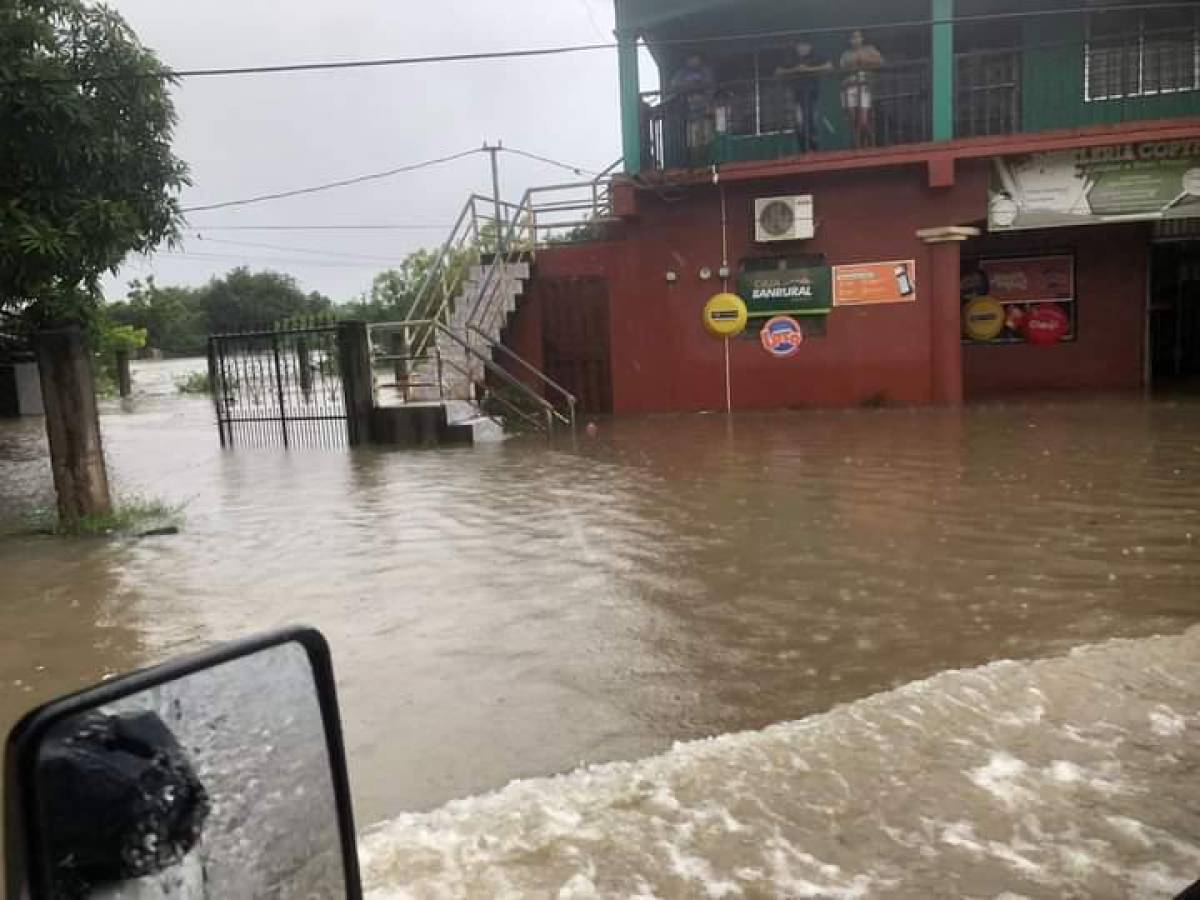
[482,141,506,254]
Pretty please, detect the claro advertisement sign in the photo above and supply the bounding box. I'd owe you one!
[989,140,1200,231]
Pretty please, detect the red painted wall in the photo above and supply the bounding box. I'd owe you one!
[505,160,1148,412]
[962,224,1148,396]
[519,163,986,413]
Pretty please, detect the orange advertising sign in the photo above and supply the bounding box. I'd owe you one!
[833,260,918,306]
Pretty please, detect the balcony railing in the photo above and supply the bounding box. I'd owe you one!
[639,37,1200,172]
[642,59,934,171]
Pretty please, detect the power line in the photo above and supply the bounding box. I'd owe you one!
[502,146,599,177]
[161,250,384,269]
[180,148,481,213]
[181,145,598,218]
[0,43,615,87]
[575,0,611,43]
[177,224,449,231]
[186,234,404,263]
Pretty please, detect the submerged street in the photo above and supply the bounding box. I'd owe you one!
[2,360,1200,897]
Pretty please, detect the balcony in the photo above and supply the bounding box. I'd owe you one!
[636,30,1200,173]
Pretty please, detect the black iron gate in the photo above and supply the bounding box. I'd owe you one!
[207,325,349,448]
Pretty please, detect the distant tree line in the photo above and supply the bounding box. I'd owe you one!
[105,252,438,356]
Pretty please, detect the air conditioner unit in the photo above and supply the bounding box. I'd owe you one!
[753,195,814,243]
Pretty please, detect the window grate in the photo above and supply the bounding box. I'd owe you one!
[1085,8,1200,101]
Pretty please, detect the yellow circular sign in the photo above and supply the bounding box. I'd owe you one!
[963,295,1005,341]
[702,293,748,338]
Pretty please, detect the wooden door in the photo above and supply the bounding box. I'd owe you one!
[540,276,613,415]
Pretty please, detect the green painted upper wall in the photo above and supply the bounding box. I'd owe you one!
[626,0,1200,172]
[1021,10,1200,133]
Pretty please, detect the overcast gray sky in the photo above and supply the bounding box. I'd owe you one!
[103,0,656,302]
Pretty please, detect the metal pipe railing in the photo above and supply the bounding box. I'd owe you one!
[468,324,577,430]
[432,322,569,428]
[371,161,621,432]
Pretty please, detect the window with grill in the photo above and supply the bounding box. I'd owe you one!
[1085,5,1200,101]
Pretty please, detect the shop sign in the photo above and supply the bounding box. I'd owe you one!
[760,316,804,357]
[738,265,832,317]
[978,256,1074,303]
[962,255,1076,345]
[702,293,748,338]
[989,140,1200,231]
[962,296,1005,341]
[833,260,917,306]
[1023,304,1071,346]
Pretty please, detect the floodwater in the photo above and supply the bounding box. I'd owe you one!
[2,359,1200,897]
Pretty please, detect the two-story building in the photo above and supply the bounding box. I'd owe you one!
[505,0,1200,413]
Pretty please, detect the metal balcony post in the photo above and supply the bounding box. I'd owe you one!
[933,0,955,140]
[618,34,642,174]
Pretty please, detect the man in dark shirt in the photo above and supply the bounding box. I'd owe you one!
[669,53,716,165]
[776,40,832,152]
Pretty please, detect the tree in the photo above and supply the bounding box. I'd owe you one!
[109,277,205,355]
[199,268,332,333]
[0,0,189,525]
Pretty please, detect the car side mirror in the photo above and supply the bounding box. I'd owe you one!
[4,627,362,899]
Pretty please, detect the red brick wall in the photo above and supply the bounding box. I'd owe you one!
[962,224,1148,396]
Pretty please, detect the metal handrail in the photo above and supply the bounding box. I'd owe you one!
[468,324,577,429]
[441,356,544,432]
[432,322,570,429]
[385,160,621,432]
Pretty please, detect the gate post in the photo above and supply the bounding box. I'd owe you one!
[115,350,132,398]
[337,321,374,445]
[207,337,226,447]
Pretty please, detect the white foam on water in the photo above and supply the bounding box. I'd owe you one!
[1149,706,1187,737]
[968,752,1032,808]
[361,627,1200,899]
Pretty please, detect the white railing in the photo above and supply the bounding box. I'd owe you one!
[368,159,620,430]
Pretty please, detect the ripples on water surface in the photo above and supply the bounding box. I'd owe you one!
[2,360,1199,897]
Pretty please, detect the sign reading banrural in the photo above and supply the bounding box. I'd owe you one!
[738,265,832,317]
[989,140,1200,231]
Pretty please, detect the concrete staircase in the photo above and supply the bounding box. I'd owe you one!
[433,260,530,399]
[400,259,530,440]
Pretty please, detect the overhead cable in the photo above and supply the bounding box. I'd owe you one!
[181,148,481,213]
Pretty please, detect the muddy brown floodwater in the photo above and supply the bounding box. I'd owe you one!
[2,359,1200,898]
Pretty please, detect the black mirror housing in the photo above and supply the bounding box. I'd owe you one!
[5,627,362,900]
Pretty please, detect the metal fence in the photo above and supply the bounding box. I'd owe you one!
[207,325,348,448]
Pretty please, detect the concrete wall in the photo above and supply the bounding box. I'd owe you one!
[963,223,1148,396]
[507,159,1149,412]
[515,162,988,413]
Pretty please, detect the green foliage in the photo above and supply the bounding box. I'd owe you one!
[108,276,205,354]
[0,0,189,331]
[98,323,147,355]
[203,267,331,333]
[106,267,334,354]
[89,308,147,393]
[339,251,440,323]
[26,494,184,537]
[175,370,210,394]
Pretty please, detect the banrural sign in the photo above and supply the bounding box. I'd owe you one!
[737,265,832,317]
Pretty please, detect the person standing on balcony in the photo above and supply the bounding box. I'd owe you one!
[776,40,832,152]
[669,53,716,166]
[839,29,884,148]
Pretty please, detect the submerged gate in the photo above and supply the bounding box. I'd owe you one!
[207,325,350,448]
